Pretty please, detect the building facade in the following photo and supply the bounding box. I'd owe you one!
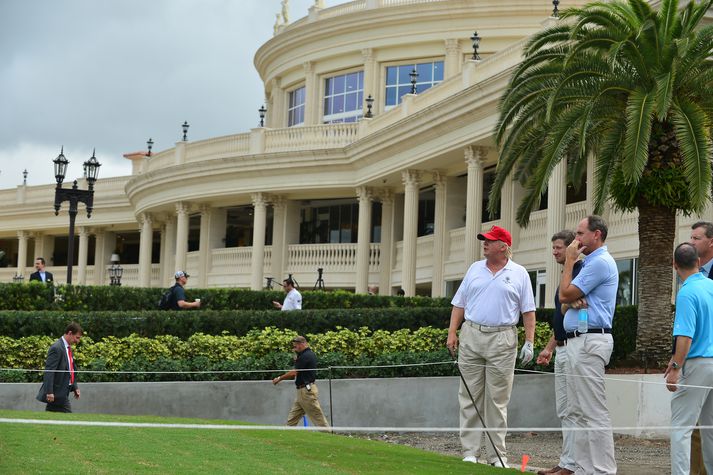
[1,0,710,304]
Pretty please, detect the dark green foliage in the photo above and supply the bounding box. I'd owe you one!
[0,283,449,311]
[0,307,452,340]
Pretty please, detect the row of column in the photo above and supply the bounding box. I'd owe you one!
[268,39,465,128]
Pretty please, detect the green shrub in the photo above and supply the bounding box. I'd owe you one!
[0,283,450,312]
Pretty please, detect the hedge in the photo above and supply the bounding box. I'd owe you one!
[0,283,450,311]
[0,325,556,383]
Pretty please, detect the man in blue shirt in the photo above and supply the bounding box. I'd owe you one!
[667,242,713,474]
[559,215,618,475]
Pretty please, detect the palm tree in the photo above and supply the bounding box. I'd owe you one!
[490,0,713,364]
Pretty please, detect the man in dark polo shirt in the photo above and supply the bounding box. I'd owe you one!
[272,336,329,427]
[536,230,583,475]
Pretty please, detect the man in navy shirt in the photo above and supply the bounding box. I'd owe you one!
[559,216,618,475]
[537,230,582,475]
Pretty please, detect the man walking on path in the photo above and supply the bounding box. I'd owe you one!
[447,225,536,468]
[559,215,618,475]
[272,336,329,428]
[667,242,713,474]
[36,322,82,412]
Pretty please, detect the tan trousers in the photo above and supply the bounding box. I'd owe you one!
[457,321,517,464]
[287,383,329,428]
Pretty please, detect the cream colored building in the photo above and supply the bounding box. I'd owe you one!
[1,0,710,304]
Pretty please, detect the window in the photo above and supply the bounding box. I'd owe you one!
[528,269,547,308]
[323,71,364,123]
[482,168,502,223]
[616,258,637,306]
[288,86,305,127]
[385,60,444,109]
[418,188,435,237]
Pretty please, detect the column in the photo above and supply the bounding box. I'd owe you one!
[378,190,395,295]
[432,172,447,297]
[355,186,373,294]
[271,196,287,281]
[545,160,568,304]
[269,78,285,128]
[32,233,45,264]
[93,229,114,285]
[303,62,319,125]
[77,227,90,285]
[175,202,190,272]
[401,170,421,296]
[16,231,28,277]
[197,205,212,287]
[162,216,177,284]
[444,39,462,79]
[138,213,153,287]
[464,146,485,267]
[250,193,268,290]
[362,48,377,112]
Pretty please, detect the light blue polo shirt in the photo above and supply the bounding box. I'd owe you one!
[674,273,713,359]
[563,246,619,331]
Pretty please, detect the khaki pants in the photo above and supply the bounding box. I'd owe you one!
[671,358,713,475]
[555,345,577,472]
[287,383,329,428]
[457,321,517,464]
[566,333,616,475]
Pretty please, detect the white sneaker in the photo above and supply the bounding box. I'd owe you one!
[462,455,480,463]
[490,459,510,468]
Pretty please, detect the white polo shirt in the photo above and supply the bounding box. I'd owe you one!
[451,259,535,326]
[281,288,302,311]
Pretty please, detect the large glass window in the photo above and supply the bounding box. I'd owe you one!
[288,86,305,127]
[616,258,637,306]
[385,60,444,109]
[224,206,273,247]
[323,71,364,123]
[418,189,435,237]
[528,269,547,308]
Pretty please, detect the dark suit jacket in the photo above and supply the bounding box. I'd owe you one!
[36,337,77,404]
[29,271,53,283]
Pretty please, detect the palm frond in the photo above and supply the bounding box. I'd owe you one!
[657,0,679,47]
[621,89,655,184]
[671,98,712,211]
[654,69,676,121]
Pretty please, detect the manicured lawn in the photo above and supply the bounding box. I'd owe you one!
[0,410,517,474]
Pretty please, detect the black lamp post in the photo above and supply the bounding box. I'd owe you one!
[552,0,560,17]
[182,121,190,141]
[108,253,123,286]
[470,31,481,60]
[258,105,267,127]
[409,68,418,94]
[147,138,154,157]
[365,95,374,118]
[23,169,28,185]
[53,147,101,284]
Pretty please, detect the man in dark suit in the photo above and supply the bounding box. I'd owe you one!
[687,221,713,475]
[29,257,53,283]
[36,322,82,412]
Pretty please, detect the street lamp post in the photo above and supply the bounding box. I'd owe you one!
[470,31,481,60]
[409,68,418,94]
[53,147,101,284]
[258,105,267,127]
[108,253,123,286]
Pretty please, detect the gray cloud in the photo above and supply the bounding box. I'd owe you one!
[0,0,339,188]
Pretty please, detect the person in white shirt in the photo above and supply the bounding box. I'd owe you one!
[273,278,302,311]
[447,225,536,468]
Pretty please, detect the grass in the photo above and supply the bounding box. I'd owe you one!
[0,410,518,474]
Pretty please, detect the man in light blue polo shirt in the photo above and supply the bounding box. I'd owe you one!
[559,215,618,475]
[666,242,713,474]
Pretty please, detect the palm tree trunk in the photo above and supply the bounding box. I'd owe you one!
[635,200,676,366]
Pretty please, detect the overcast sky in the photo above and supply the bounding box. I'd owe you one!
[0,0,348,190]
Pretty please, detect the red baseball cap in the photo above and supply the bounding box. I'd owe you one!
[477,225,512,247]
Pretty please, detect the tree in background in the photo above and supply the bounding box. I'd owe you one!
[490,0,713,364]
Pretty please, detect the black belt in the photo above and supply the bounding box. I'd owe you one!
[296,382,315,389]
[566,328,612,338]
[556,340,565,347]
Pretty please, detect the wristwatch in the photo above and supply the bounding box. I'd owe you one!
[671,361,680,370]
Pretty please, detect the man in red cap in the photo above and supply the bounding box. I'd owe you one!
[447,225,536,468]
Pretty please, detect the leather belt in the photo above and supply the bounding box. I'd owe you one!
[566,328,612,338]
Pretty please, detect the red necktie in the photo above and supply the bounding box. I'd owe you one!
[67,346,75,385]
